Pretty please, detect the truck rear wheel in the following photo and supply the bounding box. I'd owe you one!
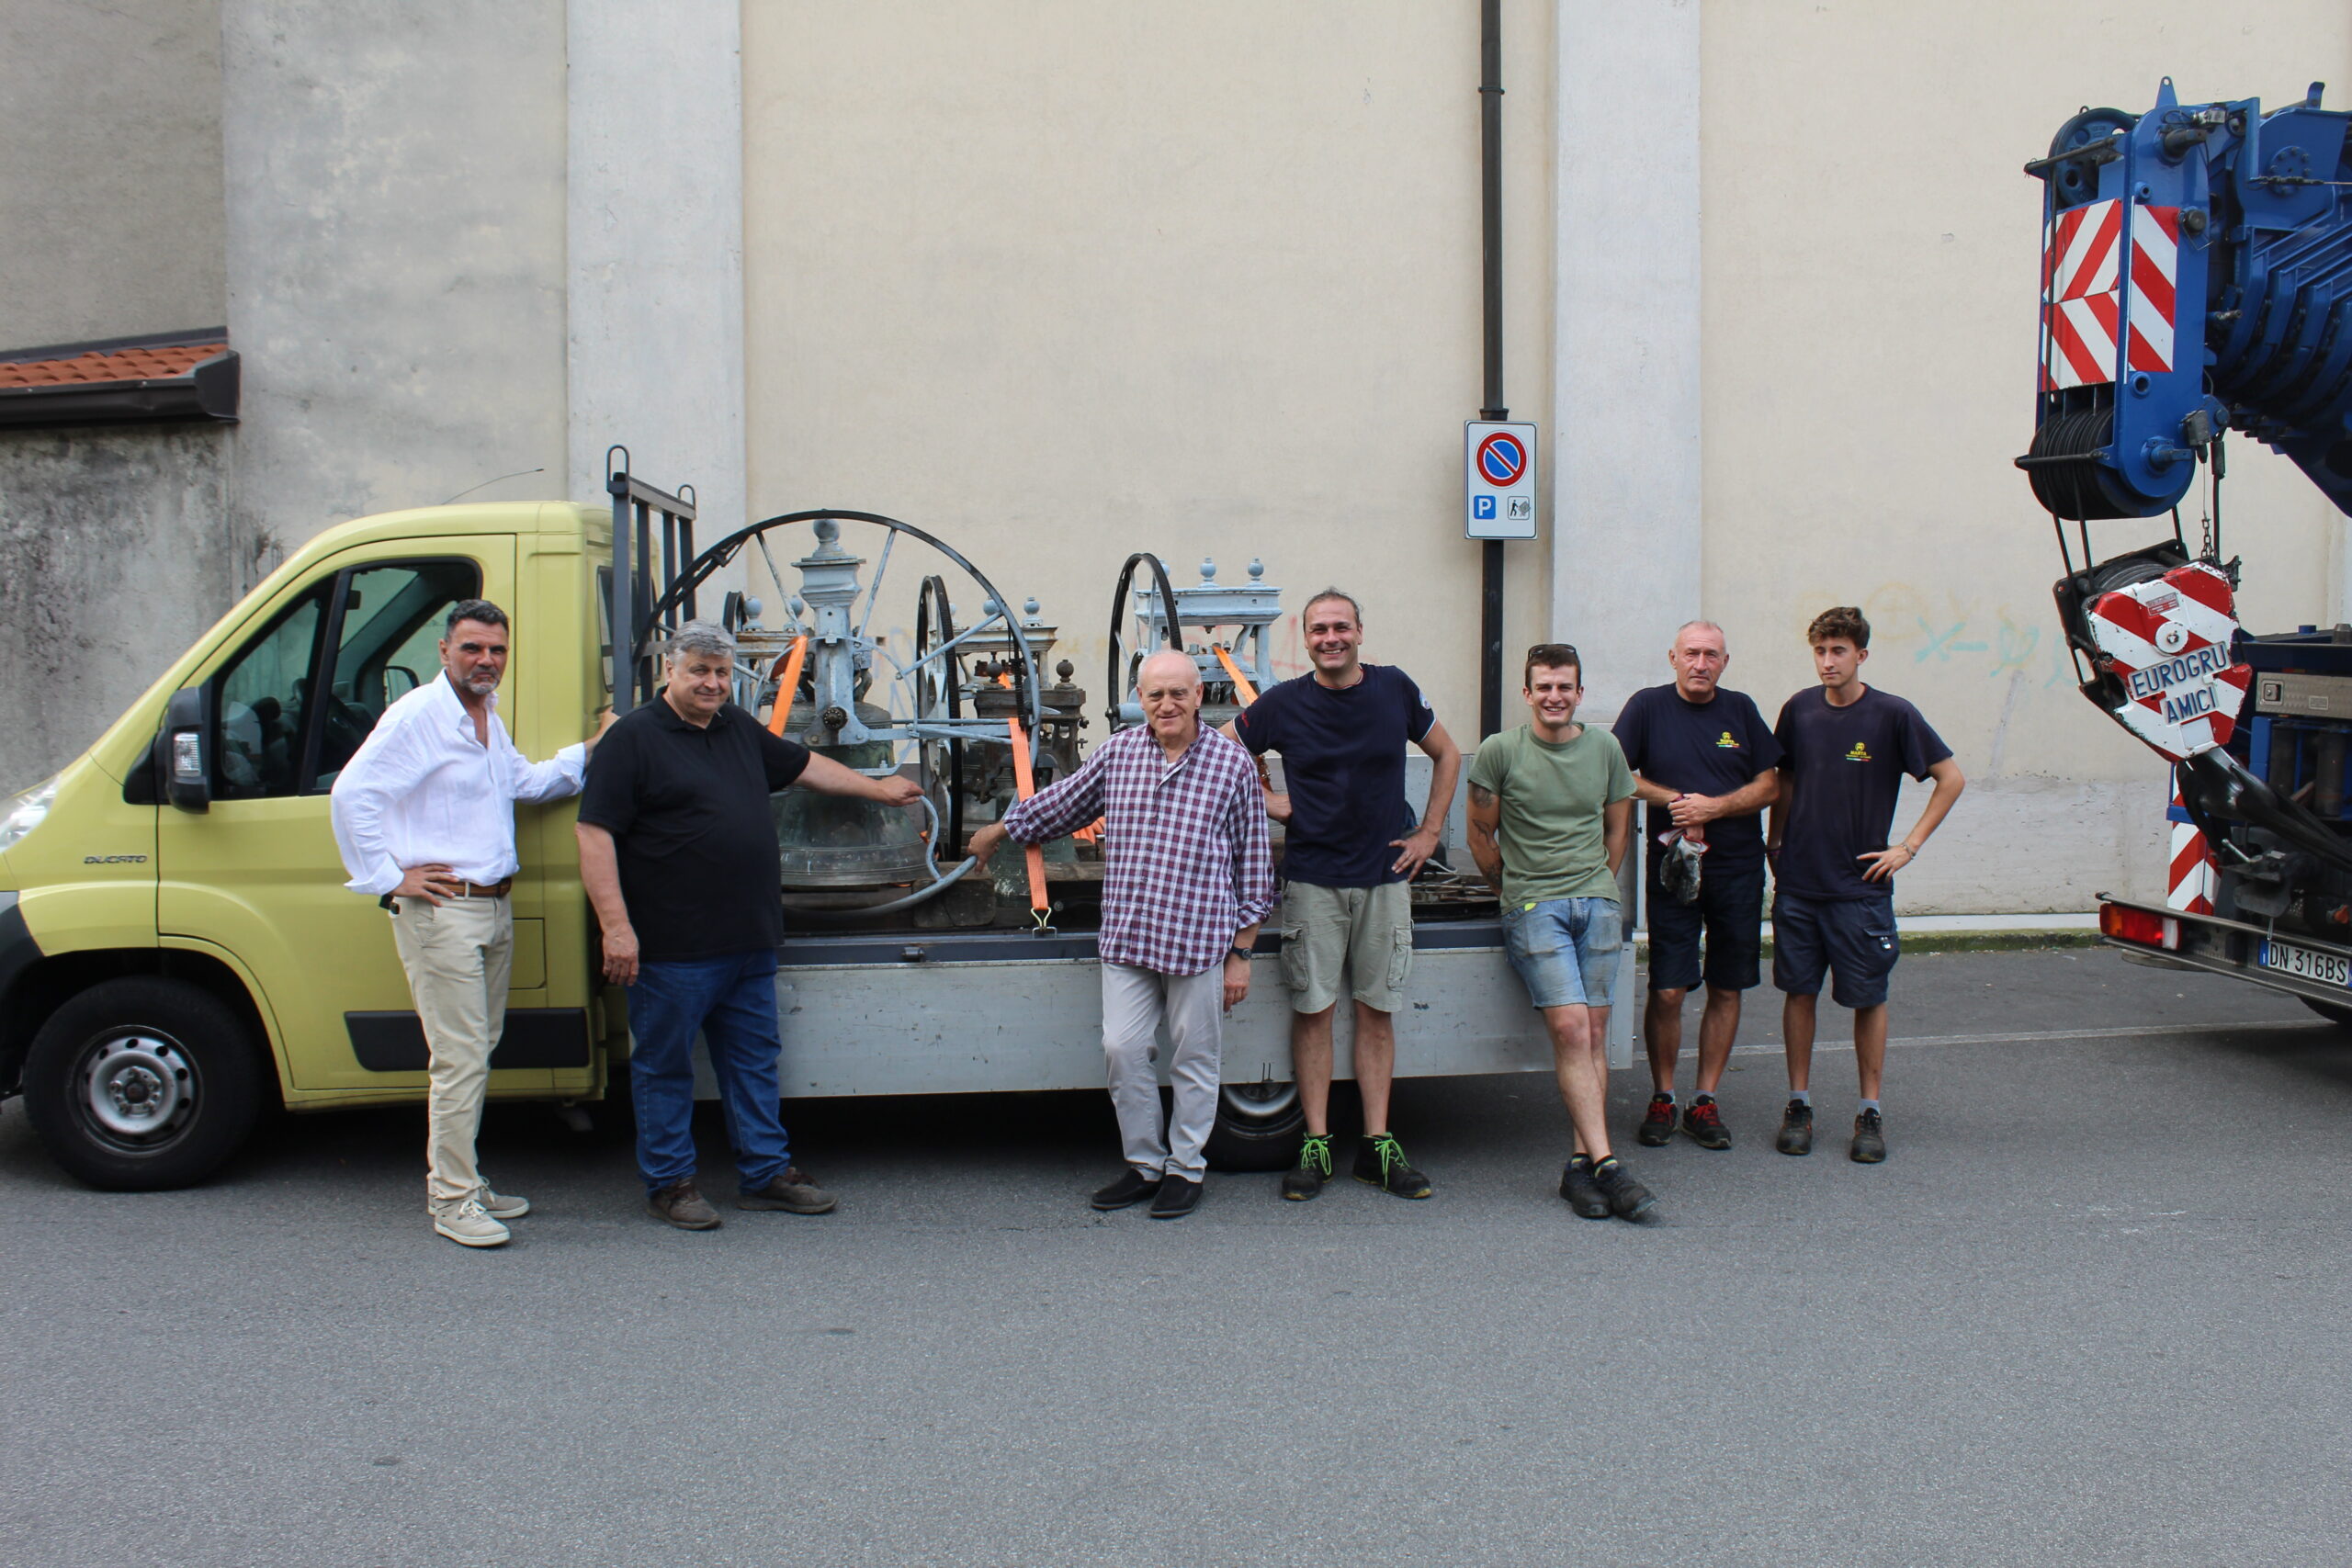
[22,977,266,1190]
[1204,1079,1304,1172]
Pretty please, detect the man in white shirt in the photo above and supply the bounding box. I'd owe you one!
[332,599,608,1248]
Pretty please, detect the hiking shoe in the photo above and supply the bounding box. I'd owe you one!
[1776,1099,1815,1156]
[737,1167,838,1213]
[1636,1094,1677,1147]
[432,1198,510,1248]
[1282,1134,1334,1201]
[475,1186,530,1221]
[647,1181,721,1230]
[1682,1097,1732,1151]
[1149,1174,1203,1219]
[1091,1168,1162,1211]
[1558,1156,1611,1219]
[1354,1134,1432,1200]
[1850,1109,1887,1164]
[1591,1158,1657,1222]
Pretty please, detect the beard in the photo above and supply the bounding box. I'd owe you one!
[458,667,501,696]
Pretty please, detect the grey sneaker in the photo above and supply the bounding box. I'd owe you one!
[475,1186,530,1221]
[432,1198,511,1248]
[737,1167,838,1213]
[647,1180,722,1230]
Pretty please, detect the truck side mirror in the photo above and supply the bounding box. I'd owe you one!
[161,686,212,813]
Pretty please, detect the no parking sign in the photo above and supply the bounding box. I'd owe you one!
[1464,421,1537,540]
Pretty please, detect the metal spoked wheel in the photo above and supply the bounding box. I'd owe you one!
[1106,551,1183,732]
[1203,1078,1306,1173]
[914,573,967,856]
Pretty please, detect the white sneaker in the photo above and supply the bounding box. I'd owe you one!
[475,1186,530,1220]
[432,1198,511,1248]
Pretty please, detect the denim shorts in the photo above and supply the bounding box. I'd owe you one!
[1502,897,1623,1010]
[1771,890,1898,1009]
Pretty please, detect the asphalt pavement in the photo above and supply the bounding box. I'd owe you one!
[4,947,2349,1568]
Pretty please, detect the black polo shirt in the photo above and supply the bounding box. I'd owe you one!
[576,697,811,962]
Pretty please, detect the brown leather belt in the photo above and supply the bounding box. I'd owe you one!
[452,878,513,898]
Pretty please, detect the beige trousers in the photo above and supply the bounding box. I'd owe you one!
[389,895,514,1208]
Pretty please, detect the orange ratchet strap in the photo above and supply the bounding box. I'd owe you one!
[1001,674,1054,931]
[766,635,809,737]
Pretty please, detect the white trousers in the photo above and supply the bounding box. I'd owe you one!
[389,895,514,1208]
[1100,961,1225,1180]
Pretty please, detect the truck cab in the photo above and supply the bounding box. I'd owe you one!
[0,502,615,1188]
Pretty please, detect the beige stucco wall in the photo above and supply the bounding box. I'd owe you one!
[742,1,1557,742]
[1700,4,2352,909]
[0,0,227,347]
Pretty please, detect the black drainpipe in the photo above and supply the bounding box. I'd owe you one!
[1477,0,1507,739]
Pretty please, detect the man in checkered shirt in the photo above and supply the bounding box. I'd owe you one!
[970,649,1274,1219]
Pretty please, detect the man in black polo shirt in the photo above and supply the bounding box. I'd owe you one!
[1225,588,1460,1201]
[1615,620,1781,1151]
[576,621,922,1230]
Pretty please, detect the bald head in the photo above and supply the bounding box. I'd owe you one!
[1136,649,1204,751]
[1138,648,1200,690]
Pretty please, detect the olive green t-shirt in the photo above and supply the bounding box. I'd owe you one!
[1466,723,1636,908]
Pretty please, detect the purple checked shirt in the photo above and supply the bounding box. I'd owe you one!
[1002,724,1274,976]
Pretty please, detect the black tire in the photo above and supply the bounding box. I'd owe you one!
[1203,1079,1305,1173]
[2298,996,2352,1029]
[21,977,266,1190]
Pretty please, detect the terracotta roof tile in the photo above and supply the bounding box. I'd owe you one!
[0,343,228,389]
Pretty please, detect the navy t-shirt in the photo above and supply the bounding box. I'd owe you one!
[1234,663,1436,887]
[1612,682,1781,877]
[1771,685,1952,902]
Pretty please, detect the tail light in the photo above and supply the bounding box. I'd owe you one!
[2101,903,2180,950]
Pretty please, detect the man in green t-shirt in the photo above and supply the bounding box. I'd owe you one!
[1466,644,1657,1223]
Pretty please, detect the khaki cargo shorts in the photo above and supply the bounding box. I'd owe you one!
[1277,880,1415,1014]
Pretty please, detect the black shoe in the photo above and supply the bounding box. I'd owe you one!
[1353,1134,1432,1199]
[1558,1156,1611,1219]
[1591,1158,1657,1221]
[1636,1094,1677,1147]
[1091,1168,1162,1211]
[1849,1109,1887,1164]
[1149,1174,1203,1219]
[1282,1134,1333,1201]
[1776,1099,1815,1156]
[1682,1096,1733,1151]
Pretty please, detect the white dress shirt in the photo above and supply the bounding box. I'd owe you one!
[330,673,587,896]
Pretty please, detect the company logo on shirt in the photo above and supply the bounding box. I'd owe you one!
[1714,731,1739,749]
[1844,741,1873,762]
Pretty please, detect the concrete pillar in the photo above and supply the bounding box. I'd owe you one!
[566,0,748,540]
[1551,0,1703,722]
[220,0,569,558]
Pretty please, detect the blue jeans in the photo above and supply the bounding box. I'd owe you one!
[627,950,792,1195]
[1502,897,1623,1009]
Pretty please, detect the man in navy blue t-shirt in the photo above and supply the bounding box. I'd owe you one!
[1227,589,1461,1202]
[1614,620,1782,1153]
[1767,606,1964,1165]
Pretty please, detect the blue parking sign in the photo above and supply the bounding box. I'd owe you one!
[1473,495,1497,521]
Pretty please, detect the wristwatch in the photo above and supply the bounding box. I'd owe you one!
[1229,945,1254,963]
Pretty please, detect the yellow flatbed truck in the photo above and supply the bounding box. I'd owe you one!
[0,499,1560,1190]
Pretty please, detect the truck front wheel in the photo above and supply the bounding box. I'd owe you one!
[2299,996,2352,1029]
[1203,1079,1304,1172]
[22,977,266,1190]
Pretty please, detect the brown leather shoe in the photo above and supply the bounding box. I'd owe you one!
[736,1167,837,1213]
[647,1180,721,1229]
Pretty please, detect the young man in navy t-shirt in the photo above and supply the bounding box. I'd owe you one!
[1767,606,1965,1164]
[1226,589,1462,1201]
[1614,620,1782,1152]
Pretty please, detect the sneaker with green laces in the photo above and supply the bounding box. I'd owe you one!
[1353,1134,1432,1199]
[1281,1134,1334,1201]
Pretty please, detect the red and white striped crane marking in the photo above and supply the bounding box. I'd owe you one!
[2041,198,2179,389]
[2084,560,2251,764]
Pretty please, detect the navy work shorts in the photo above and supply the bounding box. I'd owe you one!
[1645,859,1767,994]
[1770,889,1898,1010]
